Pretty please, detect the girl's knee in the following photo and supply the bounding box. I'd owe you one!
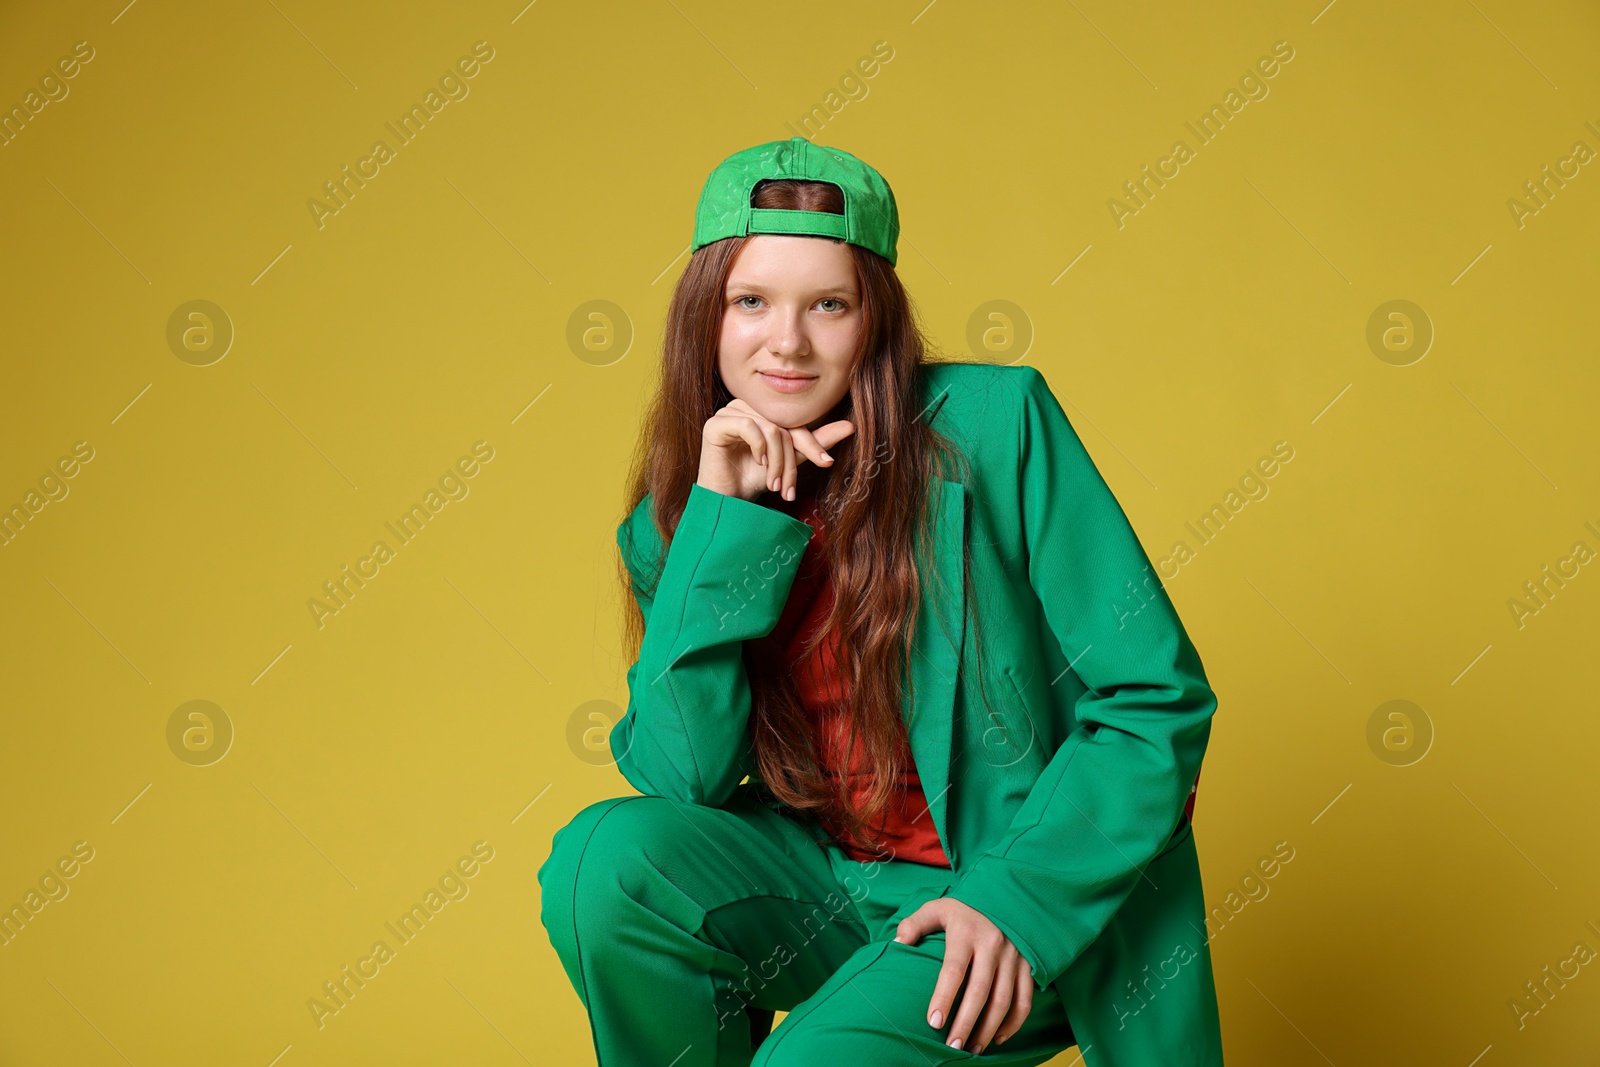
[537,795,691,943]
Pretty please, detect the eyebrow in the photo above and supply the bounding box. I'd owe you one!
[725,281,859,297]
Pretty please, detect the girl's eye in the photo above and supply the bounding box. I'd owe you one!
[733,295,848,311]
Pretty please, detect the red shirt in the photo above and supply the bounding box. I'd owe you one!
[765,489,952,868]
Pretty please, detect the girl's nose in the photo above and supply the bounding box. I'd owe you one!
[767,310,808,356]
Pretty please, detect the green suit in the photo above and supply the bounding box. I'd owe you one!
[540,362,1223,1065]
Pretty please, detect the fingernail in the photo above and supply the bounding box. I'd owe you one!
[929,1010,942,1027]
[820,451,833,462]
[947,1037,963,1051]
[785,486,794,501]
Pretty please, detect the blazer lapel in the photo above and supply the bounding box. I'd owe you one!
[906,380,967,864]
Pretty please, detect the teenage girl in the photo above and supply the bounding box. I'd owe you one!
[539,137,1222,1066]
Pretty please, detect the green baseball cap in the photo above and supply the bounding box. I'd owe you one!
[692,136,900,266]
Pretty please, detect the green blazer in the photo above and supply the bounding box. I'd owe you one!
[611,361,1216,1004]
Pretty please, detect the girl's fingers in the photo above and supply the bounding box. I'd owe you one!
[711,414,773,493]
[786,425,834,468]
[944,947,997,1052]
[969,954,1018,1054]
[713,402,859,495]
[993,962,1035,1046]
[726,399,853,463]
[924,940,971,1043]
[781,432,797,501]
[722,416,768,468]
[763,423,785,493]
[812,419,857,452]
[723,411,783,496]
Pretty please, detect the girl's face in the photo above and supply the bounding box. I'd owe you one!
[717,234,863,431]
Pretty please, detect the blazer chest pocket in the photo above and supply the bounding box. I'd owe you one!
[974,665,1041,770]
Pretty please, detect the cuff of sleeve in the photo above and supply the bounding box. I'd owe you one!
[945,863,1065,991]
[686,482,817,538]
[669,483,818,639]
[679,483,817,565]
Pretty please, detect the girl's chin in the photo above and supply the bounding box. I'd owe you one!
[745,399,828,431]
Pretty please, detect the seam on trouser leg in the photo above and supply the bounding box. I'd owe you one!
[565,796,654,1067]
[699,892,871,935]
[700,892,870,1028]
[754,936,899,1063]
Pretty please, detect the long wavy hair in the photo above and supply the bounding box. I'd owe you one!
[618,177,1000,853]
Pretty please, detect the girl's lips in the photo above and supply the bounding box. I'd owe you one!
[759,372,818,394]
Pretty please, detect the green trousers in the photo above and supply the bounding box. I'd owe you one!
[539,784,1218,1065]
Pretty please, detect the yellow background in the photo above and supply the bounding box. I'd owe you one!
[2,0,1597,1063]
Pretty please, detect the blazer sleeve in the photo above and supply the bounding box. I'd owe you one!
[609,482,817,806]
[945,366,1217,990]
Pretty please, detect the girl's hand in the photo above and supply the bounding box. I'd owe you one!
[894,898,1035,1055]
[696,397,856,502]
